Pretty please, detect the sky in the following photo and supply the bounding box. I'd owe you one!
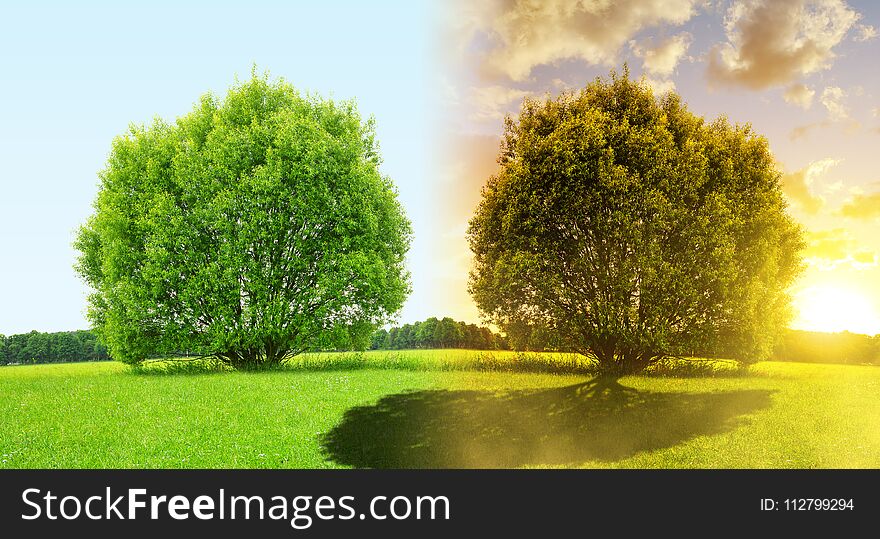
[1,1,879,337]
[0,0,435,334]
[427,0,880,336]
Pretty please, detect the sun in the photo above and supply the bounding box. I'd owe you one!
[793,285,880,336]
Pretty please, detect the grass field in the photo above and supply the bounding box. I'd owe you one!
[1,350,878,468]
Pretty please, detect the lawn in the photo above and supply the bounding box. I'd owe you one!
[1,351,878,468]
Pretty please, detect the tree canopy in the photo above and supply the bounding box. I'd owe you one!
[75,73,412,369]
[467,69,804,376]
[0,330,109,365]
[369,317,508,350]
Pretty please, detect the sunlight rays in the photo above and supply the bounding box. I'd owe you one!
[793,285,880,336]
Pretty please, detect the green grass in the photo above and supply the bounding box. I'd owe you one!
[1,352,878,468]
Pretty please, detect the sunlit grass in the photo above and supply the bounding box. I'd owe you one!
[1,354,878,468]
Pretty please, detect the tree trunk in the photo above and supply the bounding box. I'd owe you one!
[593,346,653,377]
[216,344,287,371]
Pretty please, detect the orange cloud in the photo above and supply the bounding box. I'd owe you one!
[783,83,815,109]
[781,158,841,214]
[840,191,880,220]
[802,228,878,270]
[468,0,700,81]
[630,32,692,76]
[804,229,851,260]
[707,0,859,89]
[821,86,848,121]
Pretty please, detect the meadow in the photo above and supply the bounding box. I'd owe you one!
[1,350,878,468]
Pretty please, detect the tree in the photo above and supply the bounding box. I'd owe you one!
[416,317,439,348]
[370,328,388,350]
[467,69,803,376]
[23,331,49,363]
[434,317,462,348]
[56,332,84,361]
[368,317,508,351]
[75,73,412,370]
[6,333,28,363]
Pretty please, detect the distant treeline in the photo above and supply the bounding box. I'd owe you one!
[372,321,880,366]
[371,317,509,350]
[2,325,878,366]
[774,330,880,365]
[0,330,110,365]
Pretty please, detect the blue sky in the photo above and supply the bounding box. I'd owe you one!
[0,1,437,334]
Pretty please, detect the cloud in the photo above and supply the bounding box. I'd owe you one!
[472,0,701,81]
[803,228,878,270]
[824,180,844,194]
[469,86,530,121]
[707,0,860,89]
[804,229,852,259]
[642,76,677,95]
[781,158,841,213]
[631,32,693,76]
[789,121,830,140]
[854,23,877,41]
[789,117,861,140]
[852,251,878,265]
[820,86,848,121]
[839,191,880,220]
[783,83,815,109]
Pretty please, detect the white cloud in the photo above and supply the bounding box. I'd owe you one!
[821,86,848,121]
[469,85,530,121]
[854,23,877,41]
[471,0,701,81]
[642,76,677,95]
[783,83,815,109]
[707,0,860,89]
[631,32,693,76]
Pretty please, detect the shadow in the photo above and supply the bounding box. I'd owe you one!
[321,378,774,468]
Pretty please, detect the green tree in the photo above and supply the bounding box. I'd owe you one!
[6,333,28,363]
[468,69,803,376]
[409,321,422,348]
[434,317,462,348]
[416,317,439,348]
[383,327,397,350]
[396,323,415,349]
[370,328,388,350]
[75,73,412,370]
[56,332,85,361]
[368,318,509,351]
[23,331,49,363]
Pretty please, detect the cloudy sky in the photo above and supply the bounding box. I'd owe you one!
[1,0,878,337]
[427,0,880,335]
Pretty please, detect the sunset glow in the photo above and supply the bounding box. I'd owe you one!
[428,1,880,336]
[793,285,880,335]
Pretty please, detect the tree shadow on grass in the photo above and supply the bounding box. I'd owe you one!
[321,378,774,468]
